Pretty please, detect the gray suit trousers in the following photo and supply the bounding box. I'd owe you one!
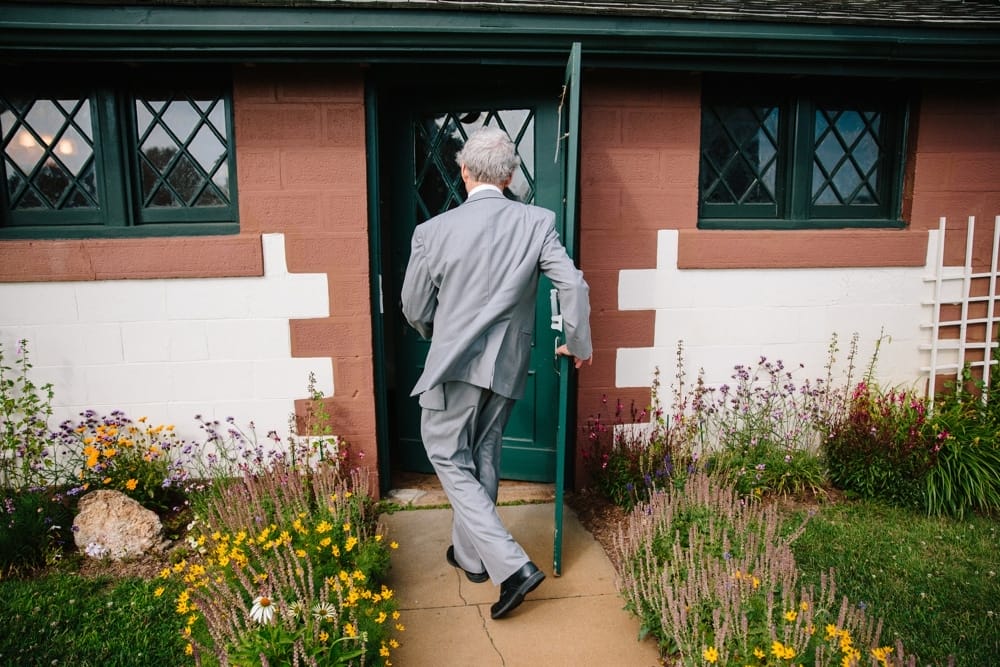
[420,381,528,585]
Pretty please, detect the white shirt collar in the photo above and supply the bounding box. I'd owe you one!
[467,183,503,198]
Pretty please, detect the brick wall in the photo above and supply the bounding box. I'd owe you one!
[576,70,701,481]
[909,83,1000,387]
[234,65,378,471]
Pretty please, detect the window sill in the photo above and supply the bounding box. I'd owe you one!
[0,233,263,282]
[677,227,927,269]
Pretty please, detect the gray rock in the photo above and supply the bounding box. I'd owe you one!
[73,489,166,560]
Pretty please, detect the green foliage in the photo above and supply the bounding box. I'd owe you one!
[824,382,934,509]
[0,339,54,490]
[925,438,1000,520]
[0,488,74,575]
[588,338,843,509]
[792,500,1000,665]
[0,573,189,666]
[710,445,828,501]
[692,343,840,502]
[923,358,1000,519]
[825,347,1000,518]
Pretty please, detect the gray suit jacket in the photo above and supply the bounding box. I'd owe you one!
[401,188,592,405]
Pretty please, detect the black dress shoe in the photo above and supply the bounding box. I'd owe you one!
[446,545,489,583]
[490,561,545,619]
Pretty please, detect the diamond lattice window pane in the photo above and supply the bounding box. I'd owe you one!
[700,105,779,205]
[1,96,98,210]
[135,94,231,209]
[812,108,883,206]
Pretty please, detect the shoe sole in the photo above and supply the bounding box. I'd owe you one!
[446,546,489,583]
[490,569,545,619]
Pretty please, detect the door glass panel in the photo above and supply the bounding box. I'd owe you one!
[413,108,535,223]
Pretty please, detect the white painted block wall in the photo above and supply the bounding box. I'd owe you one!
[616,230,944,402]
[0,234,333,448]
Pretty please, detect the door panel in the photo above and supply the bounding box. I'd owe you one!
[382,89,562,482]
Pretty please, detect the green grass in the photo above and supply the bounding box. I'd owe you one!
[789,500,1000,665]
[0,571,189,666]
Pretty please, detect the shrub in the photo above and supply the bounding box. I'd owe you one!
[0,488,74,575]
[823,382,936,509]
[923,358,1000,518]
[615,474,918,666]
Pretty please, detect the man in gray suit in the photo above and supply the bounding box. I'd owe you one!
[401,126,592,619]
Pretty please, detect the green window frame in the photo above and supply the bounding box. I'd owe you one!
[1,64,238,239]
[698,76,910,230]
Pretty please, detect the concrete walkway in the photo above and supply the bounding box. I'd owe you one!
[380,501,662,666]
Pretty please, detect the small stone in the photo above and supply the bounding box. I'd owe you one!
[73,490,166,560]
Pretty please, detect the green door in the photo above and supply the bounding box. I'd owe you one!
[378,84,564,482]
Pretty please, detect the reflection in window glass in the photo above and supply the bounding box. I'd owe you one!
[1,96,97,210]
[700,105,779,205]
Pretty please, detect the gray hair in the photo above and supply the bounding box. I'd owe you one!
[455,126,520,186]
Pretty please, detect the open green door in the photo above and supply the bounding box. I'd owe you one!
[375,77,568,486]
[553,42,582,577]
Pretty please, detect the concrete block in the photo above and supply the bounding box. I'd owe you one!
[192,399,298,440]
[0,283,81,325]
[206,319,290,360]
[74,280,167,323]
[261,233,289,276]
[33,364,88,408]
[615,347,656,388]
[164,279,254,320]
[237,105,322,145]
[618,269,660,310]
[121,321,171,362]
[168,361,256,403]
[79,324,124,364]
[249,274,329,319]
[85,363,175,406]
[254,357,333,400]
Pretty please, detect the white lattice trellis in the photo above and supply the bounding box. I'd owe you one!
[922,215,1000,403]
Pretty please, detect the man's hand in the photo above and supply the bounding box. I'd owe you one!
[555,344,592,369]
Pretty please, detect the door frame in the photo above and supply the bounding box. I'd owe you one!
[365,65,580,496]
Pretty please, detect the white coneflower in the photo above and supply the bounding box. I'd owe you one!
[250,596,275,624]
[284,600,306,621]
[312,602,337,622]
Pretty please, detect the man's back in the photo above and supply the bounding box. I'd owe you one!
[402,188,589,400]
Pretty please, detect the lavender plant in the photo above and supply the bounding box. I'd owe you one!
[614,473,919,666]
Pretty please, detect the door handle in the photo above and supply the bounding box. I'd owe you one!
[549,288,563,332]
